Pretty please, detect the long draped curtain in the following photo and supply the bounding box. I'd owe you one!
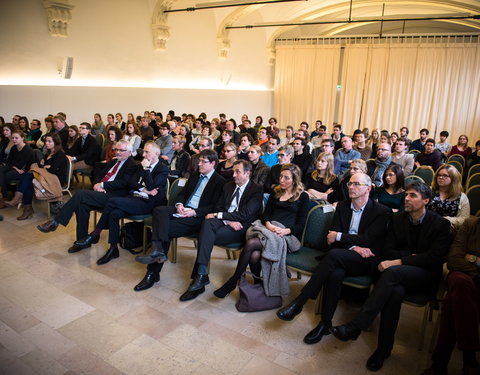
[274,45,341,128]
[274,41,480,143]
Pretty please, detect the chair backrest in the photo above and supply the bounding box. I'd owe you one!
[447,154,465,167]
[95,133,105,148]
[408,149,421,157]
[301,205,334,251]
[467,164,480,181]
[466,173,480,191]
[63,159,74,190]
[404,175,425,186]
[447,160,463,176]
[168,178,187,206]
[33,149,44,164]
[466,184,480,216]
[413,166,435,186]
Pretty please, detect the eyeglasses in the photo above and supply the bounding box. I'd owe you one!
[347,182,370,187]
[79,126,87,130]
[198,159,211,164]
[437,174,450,178]
[278,153,286,157]
[224,149,234,153]
[114,149,128,153]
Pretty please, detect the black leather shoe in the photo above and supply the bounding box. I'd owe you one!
[74,233,100,247]
[179,286,205,302]
[330,323,361,342]
[213,280,237,298]
[276,297,305,321]
[134,272,160,291]
[303,321,332,344]
[37,220,58,233]
[68,243,91,253]
[135,250,168,265]
[366,350,390,372]
[96,247,119,265]
[188,274,210,292]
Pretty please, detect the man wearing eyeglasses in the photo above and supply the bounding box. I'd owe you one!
[277,173,390,348]
[66,122,101,172]
[37,140,138,253]
[133,149,225,292]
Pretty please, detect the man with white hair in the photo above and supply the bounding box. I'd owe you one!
[37,139,138,253]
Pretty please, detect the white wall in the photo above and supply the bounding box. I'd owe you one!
[0,0,274,124]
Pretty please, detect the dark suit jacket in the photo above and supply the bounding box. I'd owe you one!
[94,157,139,198]
[382,210,452,272]
[56,126,69,151]
[330,198,391,256]
[214,180,263,225]
[129,161,169,206]
[68,134,101,166]
[176,171,225,217]
[169,149,191,178]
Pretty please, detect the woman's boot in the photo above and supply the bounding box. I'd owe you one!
[5,192,23,207]
[17,205,34,220]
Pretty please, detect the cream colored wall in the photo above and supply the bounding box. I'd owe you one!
[0,0,273,124]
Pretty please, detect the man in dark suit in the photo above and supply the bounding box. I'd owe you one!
[37,140,138,253]
[53,114,69,150]
[277,173,391,345]
[76,141,169,265]
[66,122,101,171]
[179,160,264,301]
[133,149,225,291]
[330,181,452,372]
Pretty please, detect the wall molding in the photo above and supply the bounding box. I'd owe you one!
[42,0,74,37]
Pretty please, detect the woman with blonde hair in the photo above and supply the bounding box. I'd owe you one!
[65,125,79,154]
[428,164,470,229]
[304,152,340,203]
[214,163,309,298]
[367,129,380,157]
[215,142,237,182]
[448,134,472,159]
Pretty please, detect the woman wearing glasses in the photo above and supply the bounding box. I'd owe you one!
[215,143,237,182]
[428,164,470,230]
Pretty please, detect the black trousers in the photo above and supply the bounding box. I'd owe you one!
[96,196,166,244]
[146,205,203,274]
[190,218,247,277]
[54,190,110,240]
[0,166,22,195]
[301,248,379,322]
[352,265,439,354]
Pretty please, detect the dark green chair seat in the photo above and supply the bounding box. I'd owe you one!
[343,275,373,289]
[286,247,325,275]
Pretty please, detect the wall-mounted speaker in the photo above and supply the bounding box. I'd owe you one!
[60,56,74,79]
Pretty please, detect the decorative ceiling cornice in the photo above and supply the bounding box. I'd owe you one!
[42,0,74,37]
[152,0,178,51]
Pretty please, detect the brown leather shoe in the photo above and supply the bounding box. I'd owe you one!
[5,192,23,207]
[17,205,34,220]
[37,219,58,233]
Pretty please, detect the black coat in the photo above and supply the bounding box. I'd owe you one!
[129,161,169,206]
[67,134,101,166]
[94,157,139,198]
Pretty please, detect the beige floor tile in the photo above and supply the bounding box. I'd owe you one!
[239,356,296,375]
[0,320,36,357]
[161,324,253,373]
[0,346,18,369]
[0,295,41,333]
[21,322,76,359]
[58,310,141,360]
[1,358,38,375]
[58,346,124,375]
[21,349,69,375]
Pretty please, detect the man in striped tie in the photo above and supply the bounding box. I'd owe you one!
[37,140,138,253]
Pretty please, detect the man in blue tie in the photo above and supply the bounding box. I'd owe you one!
[134,149,225,292]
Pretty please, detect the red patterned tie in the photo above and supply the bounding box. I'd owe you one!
[101,161,121,182]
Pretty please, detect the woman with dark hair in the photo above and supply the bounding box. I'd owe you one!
[0,124,15,165]
[19,116,30,135]
[372,164,405,212]
[5,133,68,219]
[466,140,480,169]
[0,130,34,208]
[115,113,126,131]
[267,117,280,137]
[124,123,142,157]
[304,152,340,204]
[65,125,79,155]
[449,134,472,159]
[280,126,294,146]
[214,163,309,298]
[429,164,470,229]
[215,142,237,182]
[238,133,253,161]
[103,127,123,163]
[254,116,263,133]
[169,135,190,181]
[0,117,5,126]
[215,130,233,158]
[127,113,135,126]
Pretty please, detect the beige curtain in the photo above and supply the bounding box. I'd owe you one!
[274,45,340,129]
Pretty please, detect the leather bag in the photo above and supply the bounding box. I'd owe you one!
[235,272,282,312]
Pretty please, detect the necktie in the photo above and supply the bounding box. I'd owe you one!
[81,137,85,148]
[101,161,121,182]
[229,187,240,212]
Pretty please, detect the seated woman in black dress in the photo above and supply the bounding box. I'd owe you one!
[372,164,405,212]
[214,163,309,298]
[304,152,340,204]
[0,124,15,165]
[5,133,69,219]
[215,142,237,182]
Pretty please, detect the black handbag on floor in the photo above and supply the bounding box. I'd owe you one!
[119,222,150,254]
[235,272,282,312]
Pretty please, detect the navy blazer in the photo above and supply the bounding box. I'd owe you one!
[214,180,263,225]
[94,157,139,198]
[129,161,169,206]
[67,134,101,166]
[176,171,225,218]
[330,198,391,256]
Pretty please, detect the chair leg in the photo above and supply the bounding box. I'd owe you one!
[314,290,323,315]
[142,226,148,254]
[417,305,429,351]
[225,249,231,259]
[47,201,51,219]
[429,308,441,353]
[170,238,177,263]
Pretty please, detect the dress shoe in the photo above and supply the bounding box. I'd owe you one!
[134,272,160,291]
[303,321,332,344]
[96,247,119,265]
[17,205,34,220]
[366,349,390,372]
[68,243,91,253]
[74,233,100,247]
[179,286,205,302]
[135,250,168,264]
[37,220,58,233]
[330,323,361,342]
[188,274,210,292]
[213,279,237,298]
[276,296,305,321]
